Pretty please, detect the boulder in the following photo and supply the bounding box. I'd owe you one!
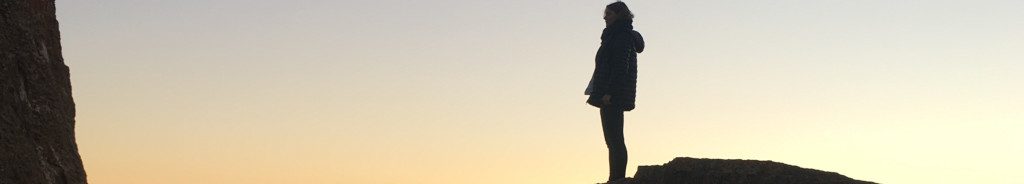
[606,157,874,184]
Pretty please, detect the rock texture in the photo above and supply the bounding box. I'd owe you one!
[1,0,87,183]
[607,157,874,184]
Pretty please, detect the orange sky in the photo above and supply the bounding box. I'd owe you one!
[58,0,1023,183]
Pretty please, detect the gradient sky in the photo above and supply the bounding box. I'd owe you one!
[57,0,1023,183]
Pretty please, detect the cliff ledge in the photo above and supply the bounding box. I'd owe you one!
[606,157,874,184]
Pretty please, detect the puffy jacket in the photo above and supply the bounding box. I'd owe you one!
[586,20,645,111]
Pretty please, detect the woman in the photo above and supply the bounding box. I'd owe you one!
[585,1,645,182]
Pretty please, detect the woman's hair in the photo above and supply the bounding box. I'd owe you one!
[606,1,634,22]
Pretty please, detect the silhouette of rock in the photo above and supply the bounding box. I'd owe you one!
[1,0,88,183]
[605,157,875,184]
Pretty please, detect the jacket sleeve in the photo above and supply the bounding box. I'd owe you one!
[592,34,634,97]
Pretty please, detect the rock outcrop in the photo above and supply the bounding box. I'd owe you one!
[607,157,874,184]
[1,0,87,183]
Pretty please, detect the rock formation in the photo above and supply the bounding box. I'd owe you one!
[607,157,875,184]
[1,0,88,183]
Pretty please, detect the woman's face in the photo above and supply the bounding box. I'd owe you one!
[604,8,617,25]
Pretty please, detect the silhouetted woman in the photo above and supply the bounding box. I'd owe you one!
[585,1,644,182]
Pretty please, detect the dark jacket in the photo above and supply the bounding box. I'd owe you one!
[587,20,645,111]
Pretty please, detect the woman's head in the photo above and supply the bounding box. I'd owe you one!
[604,1,634,25]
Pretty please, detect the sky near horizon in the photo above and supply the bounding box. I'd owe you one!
[57,0,1023,183]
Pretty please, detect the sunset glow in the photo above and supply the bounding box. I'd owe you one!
[60,0,1023,183]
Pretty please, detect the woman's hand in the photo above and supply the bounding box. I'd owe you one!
[587,94,613,108]
[587,95,602,108]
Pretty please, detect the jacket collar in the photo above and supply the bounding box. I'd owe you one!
[601,20,633,41]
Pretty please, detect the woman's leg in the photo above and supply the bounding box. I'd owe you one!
[600,106,627,181]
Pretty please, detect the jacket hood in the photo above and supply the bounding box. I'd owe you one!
[631,30,645,53]
[602,20,645,54]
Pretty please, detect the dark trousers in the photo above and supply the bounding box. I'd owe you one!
[600,106,628,181]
